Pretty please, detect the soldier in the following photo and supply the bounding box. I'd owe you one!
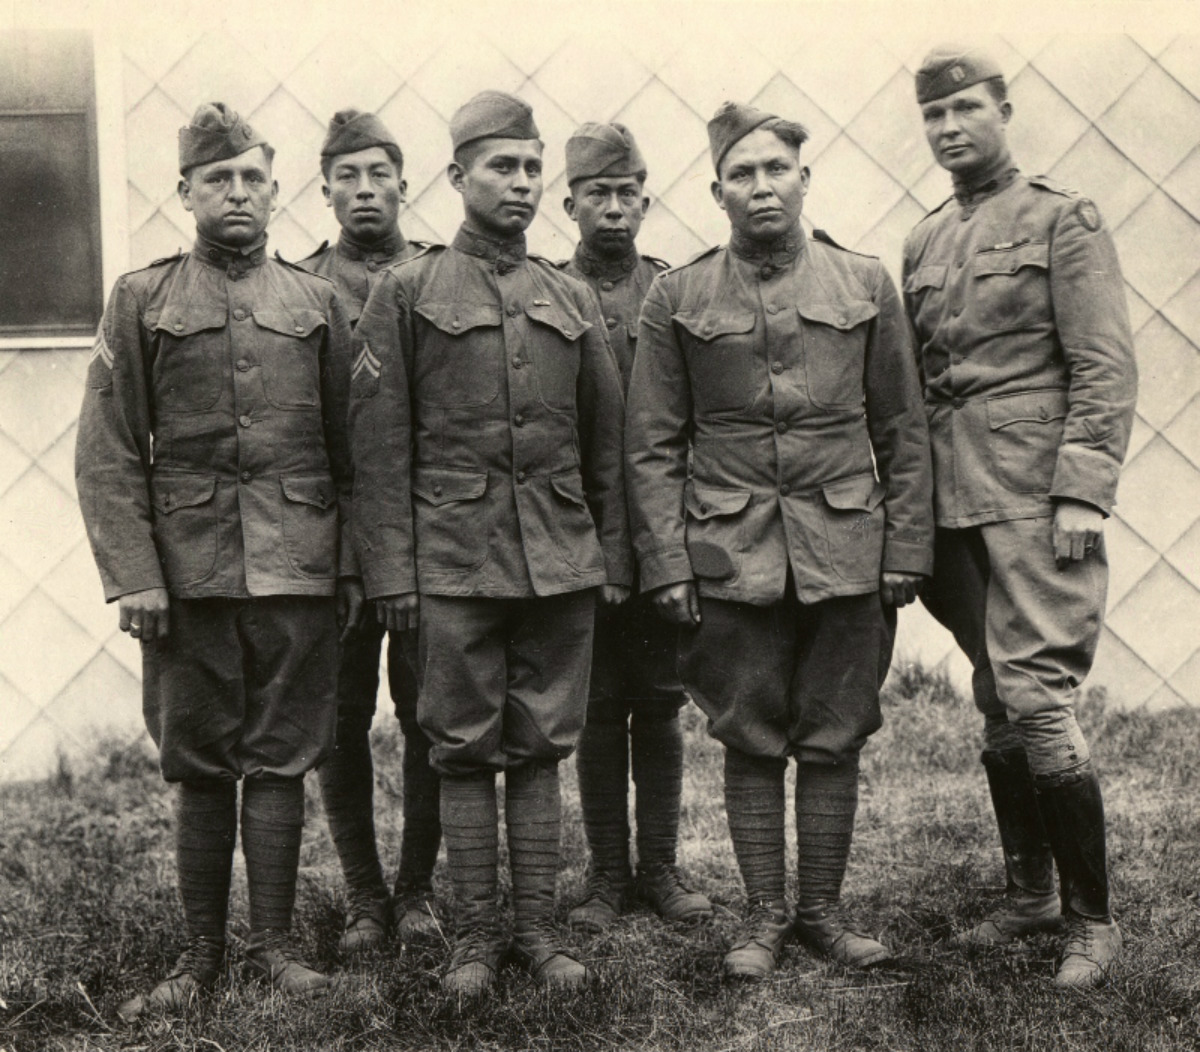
[626,102,933,981]
[300,109,442,954]
[349,91,631,996]
[903,46,1137,987]
[557,122,712,933]
[76,103,356,1016]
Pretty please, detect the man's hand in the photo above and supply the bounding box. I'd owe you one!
[377,592,419,633]
[336,577,365,641]
[118,587,170,641]
[880,571,924,608]
[649,581,701,625]
[599,584,630,607]
[1053,498,1105,569]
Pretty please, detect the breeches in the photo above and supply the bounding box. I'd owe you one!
[416,591,596,776]
[921,518,1105,775]
[679,590,894,763]
[142,596,338,782]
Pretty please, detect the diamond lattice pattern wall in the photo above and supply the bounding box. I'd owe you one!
[1,24,1197,780]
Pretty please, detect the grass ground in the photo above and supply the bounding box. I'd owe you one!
[1,664,1198,1051]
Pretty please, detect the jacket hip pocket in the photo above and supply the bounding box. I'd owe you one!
[151,474,219,586]
[281,475,338,577]
[820,473,886,583]
[684,482,752,580]
[985,388,1068,494]
[411,467,490,570]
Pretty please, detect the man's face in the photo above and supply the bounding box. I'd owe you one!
[449,138,544,238]
[323,146,406,242]
[178,146,277,246]
[711,128,808,241]
[920,82,1011,177]
[563,176,649,257]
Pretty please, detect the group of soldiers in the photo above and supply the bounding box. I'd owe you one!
[75,42,1137,1020]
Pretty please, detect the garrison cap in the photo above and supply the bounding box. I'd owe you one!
[321,108,402,163]
[450,91,539,151]
[178,102,269,174]
[915,45,1005,104]
[707,101,808,173]
[565,122,647,185]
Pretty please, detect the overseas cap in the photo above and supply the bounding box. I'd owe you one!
[707,101,808,173]
[321,108,401,163]
[450,90,539,151]
[565,122,647,185]
[179,102,269,174]
[915,45,1005,104]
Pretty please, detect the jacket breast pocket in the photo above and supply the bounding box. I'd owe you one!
[413,302,502,408]
[411,467,490,571]
[798,300,877,411]
[684,482,752,580]
[281,475,338,578]
[151,474,218,586]
[902,264,947,338]
[525,301,587,413]
[149,308,228,412]
[254,310,326,409]
[971,241,1050,332]
[820,473,886,583]
[986,388,1068,494]
[675,311,759,414]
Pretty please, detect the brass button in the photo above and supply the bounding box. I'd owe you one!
[703,325,713,335]
[239,414,252,427]
[779,483,790,496]
[432,484,443,497]
[699,503,709,514]
[451,320,461,330]
[776,421,788,434]
[601,281,614,291]
[294,324,304,334]
[837,315,848,326]
[516,471,526,484]
[233,308,247,321]
[514,413,525,426]
[173,322,184,332]
[771,361,783,374]
[236,359,250,372]
[767,305,779,315]
[512,357,523,369]
[606,317,618,328]
[507,305,520,317]
[240,471,252,483]
[952,398,965,410]
[367,260,378,272]
[952,306,963,317]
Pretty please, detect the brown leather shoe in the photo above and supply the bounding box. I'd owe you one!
[637,864,713,924]
[1054,915,1122,988]
[244,929,330,997]
[793,903,891,968]
[117,935,224,1021]
[393,886,442,943]
[338,888,390,955]
[723,902,792,981]
[441,926,510,998]
[512,921,588,988]
[568,871,629,933]
[953,890,1063,948]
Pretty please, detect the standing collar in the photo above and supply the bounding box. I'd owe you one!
[953,159,1020,207]
[729,222,805,272]
[193,233,268,274]
[572,242,640,281]
[337,227,408,263]
[452,225,527,271]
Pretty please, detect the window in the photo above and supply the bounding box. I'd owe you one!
[0,30,102,337]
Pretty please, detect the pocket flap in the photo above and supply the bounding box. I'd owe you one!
[684,483,752,520]
[412,467,488,506]
[525,301,590,341]
[550,471,589,507]
[986,389,1069,430]
[152,474,216,514]
[903,265,947,293]
[149,307,227,337]
[415,301,501,336]
[973,241,1049,277]
[281,476,335,509]
[822,474,885,512]
[674,311,756,342]
[253,309,327,338]
[797,300,879,331]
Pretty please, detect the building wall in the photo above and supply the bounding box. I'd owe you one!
[1,14,1198,780]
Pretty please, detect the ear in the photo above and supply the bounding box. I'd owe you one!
[321,182,331,207]
[640,194,652,217]
[270,179,280,213]
[710,180,726,212]
[999,100,1013,124]
[800,166,811,192]
[563,195,577,222]
[447,161,466,195]
[398,178,408,205]
[177,178,193,213]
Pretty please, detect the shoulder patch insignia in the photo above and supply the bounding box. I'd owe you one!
[1075,198,1102,232]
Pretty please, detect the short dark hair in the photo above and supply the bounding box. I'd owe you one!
[320,142,404,183]
[982,76,1008,104]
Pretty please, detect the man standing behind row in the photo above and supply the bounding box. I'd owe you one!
[301,109,442,954]
[77,103,354,1015]
[350,92,631,996]
[904,47,1136,987]
[557,123,711,933]
[627,102,933,981]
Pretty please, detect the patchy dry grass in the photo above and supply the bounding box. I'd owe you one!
[2,666,1198,1050]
